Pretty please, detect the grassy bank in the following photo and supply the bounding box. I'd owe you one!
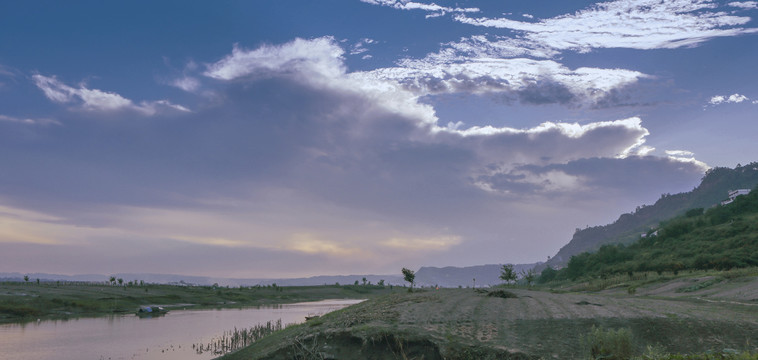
[221,271,758,359]
[0,281,397,324]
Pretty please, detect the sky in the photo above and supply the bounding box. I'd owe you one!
[1,0,757,278]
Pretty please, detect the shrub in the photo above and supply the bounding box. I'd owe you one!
[582,326,634,360]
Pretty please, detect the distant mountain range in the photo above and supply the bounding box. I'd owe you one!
[537,162,758,272]
[0,272,405,287]
[414,263,541,287]
[0,263,542,288]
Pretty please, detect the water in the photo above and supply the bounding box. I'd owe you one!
[0,299,362,360]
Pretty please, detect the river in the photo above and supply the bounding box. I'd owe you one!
[0,299,362,360]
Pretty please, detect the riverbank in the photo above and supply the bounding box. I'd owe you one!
[0,282,396,324]
[222,270,758,359]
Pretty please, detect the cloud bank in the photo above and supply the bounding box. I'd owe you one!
[0,36,712,276]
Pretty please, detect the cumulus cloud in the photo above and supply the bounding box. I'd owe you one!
[204,37,346,81]
[32,74,190,115]
[1,37,710,275]
[709,93,750,105]
[454,0,758,52]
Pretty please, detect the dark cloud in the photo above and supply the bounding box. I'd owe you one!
[517,80,576,105]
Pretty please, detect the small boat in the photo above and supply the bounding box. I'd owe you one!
[136,306,168,317]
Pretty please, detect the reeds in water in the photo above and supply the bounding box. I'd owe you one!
[192,319,283,355]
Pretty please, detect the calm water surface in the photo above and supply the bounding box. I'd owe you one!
[0,299,362,360]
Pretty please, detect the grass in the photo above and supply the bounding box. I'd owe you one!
[220,270,758,359]
[582,326,634,360]
[537,267,758,294]
[0,281,397,324]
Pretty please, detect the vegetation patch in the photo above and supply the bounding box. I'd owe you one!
[486,289,518,299]
[676,278,723,293]
[582,325,634,360]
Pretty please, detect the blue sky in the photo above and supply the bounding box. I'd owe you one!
[1,0,757,278]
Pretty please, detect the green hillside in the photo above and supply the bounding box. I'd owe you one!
[554,183,758,280]
[541,162,758,270]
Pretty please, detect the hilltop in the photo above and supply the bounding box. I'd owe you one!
[540,162,758,271]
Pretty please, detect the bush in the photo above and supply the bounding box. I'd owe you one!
[582,326,634,360]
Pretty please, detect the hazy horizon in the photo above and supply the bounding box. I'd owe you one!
[2,0,757,278]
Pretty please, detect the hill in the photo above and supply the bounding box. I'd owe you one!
[540,162,758,271]
[553,183,758,280]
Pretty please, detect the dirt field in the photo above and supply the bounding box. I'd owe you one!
[223,275,758,359]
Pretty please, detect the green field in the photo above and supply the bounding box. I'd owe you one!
[221,269,758,359]
[0,281,397,324]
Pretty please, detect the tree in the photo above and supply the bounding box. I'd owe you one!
[378,279,385,287]
[499,264,517,285]
[117,278,123,286]
[23,275,29,284]
[521,269,536,286]
[362,277,367,286]
[401,267,415,291]
[109,276,116,286]
[538,266,558,283]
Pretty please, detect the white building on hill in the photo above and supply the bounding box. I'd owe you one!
[721,189,751,206]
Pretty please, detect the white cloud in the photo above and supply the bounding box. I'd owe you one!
[729,1,758,9]
[454,0,758,52]
[204,37,439,125]
[32,74,190,116]
[349,38,377,56]
[709,93,750,105]
[360,0,479,16]
[359,57,648,107]
[0,114,60,126]
[665,149,709,169]
[727,94,749,103]
[665,150,695,157]
[428,35,561,61]
[171,76,201,92]
[709,95,726,104]
[522,13,534,19]
[204,37,346,81]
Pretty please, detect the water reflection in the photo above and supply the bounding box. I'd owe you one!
[0,299,362,360]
